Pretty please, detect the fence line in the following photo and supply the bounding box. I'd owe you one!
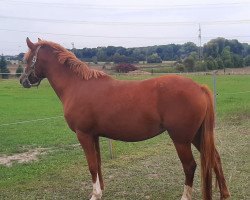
[217,90,250,95]
[1,89,249,127]
[0,115,115,158]
[0,116,64,127]
[0,73,22,75]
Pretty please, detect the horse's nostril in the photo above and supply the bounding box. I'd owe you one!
[20,78,31,88]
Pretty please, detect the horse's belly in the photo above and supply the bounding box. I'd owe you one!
[98,121,165,142]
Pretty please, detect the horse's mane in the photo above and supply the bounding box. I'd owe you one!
[25,40,107,80]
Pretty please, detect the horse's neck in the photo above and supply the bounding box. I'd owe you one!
[45,63,77,103]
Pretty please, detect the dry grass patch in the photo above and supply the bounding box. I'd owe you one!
[0,148,47,167]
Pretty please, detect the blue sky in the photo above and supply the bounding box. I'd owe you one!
[0,0,249,55]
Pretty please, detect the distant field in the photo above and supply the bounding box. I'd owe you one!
[0,74,249,199]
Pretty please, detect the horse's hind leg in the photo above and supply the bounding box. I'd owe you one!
[173,142,197,200]
[192,134,230,199]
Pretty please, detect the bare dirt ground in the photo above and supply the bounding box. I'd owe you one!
[0,148,47,167]
[217,66,250,75]
[127,70,151,75]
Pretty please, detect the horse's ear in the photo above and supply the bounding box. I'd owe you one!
[38,38,42,42]
[26,37,35,50]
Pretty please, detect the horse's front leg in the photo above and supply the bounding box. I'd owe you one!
[77,131,103,200]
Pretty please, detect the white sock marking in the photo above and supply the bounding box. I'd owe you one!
[181,185,192,200]
[90,173,102,200]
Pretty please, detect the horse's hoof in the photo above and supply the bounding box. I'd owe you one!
[89,192,102,200]
[221,193,231,200]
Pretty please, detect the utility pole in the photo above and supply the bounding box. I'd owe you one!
[71,42,75,49]
[198,23,202,61]
[71,42,75,54]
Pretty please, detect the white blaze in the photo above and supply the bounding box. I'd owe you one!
[181,185,192,200]
[90,173,102,200]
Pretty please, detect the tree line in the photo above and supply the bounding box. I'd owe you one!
[4,37,250,78]
[72,37,250,71]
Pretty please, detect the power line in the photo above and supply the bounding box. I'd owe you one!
[0,28,196,39]
[0,28,249,41]
[1,0,250,9]
[1,16,250,26]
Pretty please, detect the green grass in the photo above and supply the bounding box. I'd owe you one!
[142,66,178,73]
[0,75,249,199]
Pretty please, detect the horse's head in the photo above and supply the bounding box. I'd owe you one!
[20,37,45,88]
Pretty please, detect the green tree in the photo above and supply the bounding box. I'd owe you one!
[113,53,132,63]
[215,57,224,69]
[132,49,145,62]
[203,42,219,58]
[226,39,244,55]
[194,61,207,72]
[179,42,198,58]
[232,54,244,68]
[16,65,24,77]
[221,46,233,68]
[17,53,25,61]
[244,55,250,66]
[91,56,98,64]
[205,56,218,70]
[147,53,162,63]
[0,56,10,79]
[242,43,250,57]
[96,48,108,61]
[183,56,195,72]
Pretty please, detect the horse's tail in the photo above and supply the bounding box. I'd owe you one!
[200,85,216,200]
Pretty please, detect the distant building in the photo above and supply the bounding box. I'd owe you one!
[9,60,20,65]
[7,64,18,74]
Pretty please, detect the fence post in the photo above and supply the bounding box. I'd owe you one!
[108,139,114,159]
[212,70,218,122]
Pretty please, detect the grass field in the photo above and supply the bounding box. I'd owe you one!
[0,74,249,199]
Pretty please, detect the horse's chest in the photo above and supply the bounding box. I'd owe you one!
[64,105,95,132]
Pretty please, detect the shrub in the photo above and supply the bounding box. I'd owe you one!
[147,53,162,63]
[175,63,185,72]
[232,54,244,68]
[0,56,10,79]
[244,55,250,66]
[149,67,178,73]
[183,56,195,72]
[215,57,224,69]
[205,56,218,70]
[115,63,137,73]
[16,65,24,77]
[194,61,207,72]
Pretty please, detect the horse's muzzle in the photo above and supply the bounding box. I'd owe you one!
[20,74,32,88]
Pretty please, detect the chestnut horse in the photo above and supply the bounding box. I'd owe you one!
[20,38,230,200]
